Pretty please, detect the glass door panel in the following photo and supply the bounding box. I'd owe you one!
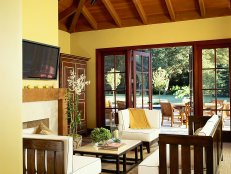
[201,47,230,131]
[104,54,126,126]
[132,51,152,109]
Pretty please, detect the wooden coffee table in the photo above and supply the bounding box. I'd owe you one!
[74,139,143,174]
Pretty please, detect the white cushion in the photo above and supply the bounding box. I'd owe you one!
[138,148,159,174]
[207,114,219,124]
[118,109,130,130]
[198,115,219,136]
[144,109,161,129]
[118,109,161,130]
[121,128,160,142]
[72,155,101,174]
[22,127,37,134]
[23,134,73,174]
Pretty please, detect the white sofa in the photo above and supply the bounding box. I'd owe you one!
[138,115,222,174]
[23,128,101,174]
[118,109,161,153]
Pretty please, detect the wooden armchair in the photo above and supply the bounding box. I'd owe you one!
[116,100,126,110]
[183,102,190,128]
[23,138,64,174]
[160,102,181,127]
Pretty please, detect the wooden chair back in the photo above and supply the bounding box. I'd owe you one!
[117,101,126,110]
[184,102,190,127]
[159,116,222,174]
[160,102,173,117]
[212,100,225,116]
[23,138,64,174]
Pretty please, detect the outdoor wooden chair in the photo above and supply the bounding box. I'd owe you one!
[160,102,181,127]
[116,101,126,110]
[183,102,190,128]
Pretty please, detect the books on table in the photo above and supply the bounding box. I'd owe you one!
[99,142,125,150]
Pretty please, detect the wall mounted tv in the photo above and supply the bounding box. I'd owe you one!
[23,39,60,80]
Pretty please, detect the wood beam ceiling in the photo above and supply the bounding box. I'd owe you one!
[69,0,86,33]
[132,0,148,24]
[59,6,76,21]
[82,5,98,29]
[101,0,122,27]
[165,0,175,21]
[198,0,206,17]
[59,0,79,21]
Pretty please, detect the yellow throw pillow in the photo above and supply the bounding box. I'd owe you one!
[34,122,54,135]
[129,108,151,129]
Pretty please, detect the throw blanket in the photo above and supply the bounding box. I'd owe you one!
[129,108,151,129]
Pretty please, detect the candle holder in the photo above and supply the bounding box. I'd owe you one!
[110,124,121,142]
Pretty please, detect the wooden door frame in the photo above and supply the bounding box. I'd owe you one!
[96,49,129,127]
[96,39,231,134]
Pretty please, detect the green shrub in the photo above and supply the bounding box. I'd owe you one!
[90,127,112,143]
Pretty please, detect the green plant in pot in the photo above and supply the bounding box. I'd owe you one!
[90,127,112,146]
[67,70,90,149]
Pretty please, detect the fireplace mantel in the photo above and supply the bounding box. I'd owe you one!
[23,88,67,135]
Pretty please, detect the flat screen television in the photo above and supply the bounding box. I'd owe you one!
[23,39,60,79]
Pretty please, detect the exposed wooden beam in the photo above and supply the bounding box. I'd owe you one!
[59,6,76,21]
[82,6,98,29]
[132,0,148,24]
[165,0,175,21]
[198,0,206,17]
[69,0,86,33]
[59,0,79,21]
[101,0,122,27]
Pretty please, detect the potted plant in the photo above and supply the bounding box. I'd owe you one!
[90,127,112,146]
[66,70,90,149]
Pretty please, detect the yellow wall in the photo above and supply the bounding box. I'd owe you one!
[59,30,71,54]
[0,0,22,173]
[71,16,231,128]
[22,0,58,88]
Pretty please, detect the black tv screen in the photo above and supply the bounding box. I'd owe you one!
[23,40,60,79]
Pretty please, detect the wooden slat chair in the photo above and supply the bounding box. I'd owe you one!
[23,138,64,174]
[183,102,190,128]
[160,102,181,127]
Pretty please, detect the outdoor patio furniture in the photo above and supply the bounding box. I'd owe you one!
[160,102,181,127]
[117,101,126,110]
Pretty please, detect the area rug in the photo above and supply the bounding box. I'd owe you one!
[100,142,159,174]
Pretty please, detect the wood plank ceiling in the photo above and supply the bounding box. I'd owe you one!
[59,0,231,33]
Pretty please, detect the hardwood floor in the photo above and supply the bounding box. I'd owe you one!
[220,143,231,174]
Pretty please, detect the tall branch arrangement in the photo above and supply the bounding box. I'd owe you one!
[67,70,90,135]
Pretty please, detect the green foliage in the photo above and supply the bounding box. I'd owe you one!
[170,85,181,93]
[90,127,112,143]
[173,86,190,99]
[202,48,229,97]
[151,46,191,88]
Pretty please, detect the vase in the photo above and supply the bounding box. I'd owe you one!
[73,135,82,150]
